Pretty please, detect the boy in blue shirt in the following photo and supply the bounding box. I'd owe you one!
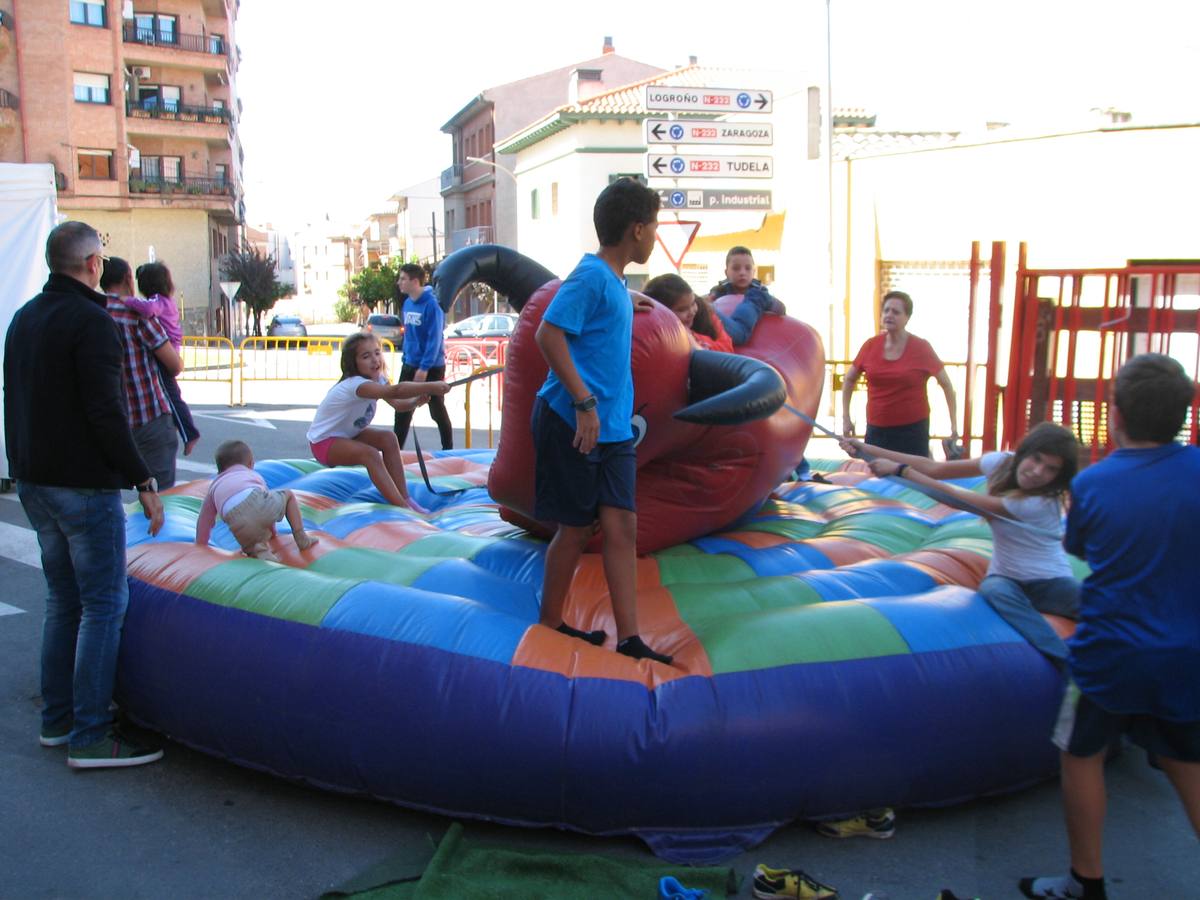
[1021,353,1200,900]
[532,177,672,665]
[394,263,453,450]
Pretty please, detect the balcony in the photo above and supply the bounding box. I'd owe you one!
[449,225,492,251]
[128,175,235,197]
[0,87,16,110]
[440,164,462,192]
[122,25,229,74]
[124,25,226,55]
[125,101,233,141]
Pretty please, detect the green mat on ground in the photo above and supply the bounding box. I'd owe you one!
[324,823,739,899]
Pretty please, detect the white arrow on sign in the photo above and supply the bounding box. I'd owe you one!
[646,154,773,180]
[646,119,774,146]
[645,86,773,114]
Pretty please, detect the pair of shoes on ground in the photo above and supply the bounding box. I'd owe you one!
[753,864,837,899]
[43,726,163,769]
[815,807,896,840]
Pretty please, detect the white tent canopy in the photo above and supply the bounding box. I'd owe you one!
[0,164,60,482]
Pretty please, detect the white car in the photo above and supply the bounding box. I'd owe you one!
[444,313,517,340]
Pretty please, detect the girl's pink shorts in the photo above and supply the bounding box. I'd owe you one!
[310,438,336,466]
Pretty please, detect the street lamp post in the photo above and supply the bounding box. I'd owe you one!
[464,155,517,183]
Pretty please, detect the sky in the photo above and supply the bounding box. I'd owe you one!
[235,0,1200,230]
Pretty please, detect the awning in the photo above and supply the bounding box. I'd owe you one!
[690,211,785,253]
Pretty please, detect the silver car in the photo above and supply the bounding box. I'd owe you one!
[366,313,403,343]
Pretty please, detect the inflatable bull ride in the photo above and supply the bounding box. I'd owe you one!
[118,245,1065,863]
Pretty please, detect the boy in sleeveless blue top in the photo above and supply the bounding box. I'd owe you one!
[532,178,673,665]
[1021,354,1200,900]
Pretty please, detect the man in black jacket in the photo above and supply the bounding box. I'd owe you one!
[4,221,165,769]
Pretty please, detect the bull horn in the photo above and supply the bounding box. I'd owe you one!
[674,350,787,425]
[430,244,557,314]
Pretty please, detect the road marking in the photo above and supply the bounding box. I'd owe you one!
[0,520,42,570]
[176,459,218,476]
[193,410,277,430]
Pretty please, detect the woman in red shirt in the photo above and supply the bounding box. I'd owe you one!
[841,290,958,457]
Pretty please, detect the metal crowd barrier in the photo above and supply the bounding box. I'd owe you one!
[236,336,397,405]
[179,335,236,406]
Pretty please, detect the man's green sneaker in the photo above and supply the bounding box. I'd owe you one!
[39,720,72,747]
[67,729,163,769]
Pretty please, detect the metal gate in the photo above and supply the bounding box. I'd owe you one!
[999,244,1200,459]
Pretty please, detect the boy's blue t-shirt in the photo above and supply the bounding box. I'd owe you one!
[1064,442,1200,722]
[537,253,634,442]
[401,285,445,370]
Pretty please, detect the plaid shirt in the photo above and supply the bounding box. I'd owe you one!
[105,294,172,428]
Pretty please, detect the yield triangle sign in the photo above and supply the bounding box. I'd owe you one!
[655,220,700,270]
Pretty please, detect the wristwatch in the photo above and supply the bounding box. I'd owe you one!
[136,477,158,493]
[572,395,598,412]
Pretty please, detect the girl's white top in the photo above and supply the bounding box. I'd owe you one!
[978,451,1073,580]
[306,375,384,444]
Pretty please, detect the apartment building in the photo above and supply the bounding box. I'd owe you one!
[0,0,242,334]
[440,36,662,252]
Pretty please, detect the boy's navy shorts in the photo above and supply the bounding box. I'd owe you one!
[1053,682,1200,763]
[532,396,636,527]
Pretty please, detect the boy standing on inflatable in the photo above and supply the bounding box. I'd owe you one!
[1021,354,1200,900]
[531,178,673,666]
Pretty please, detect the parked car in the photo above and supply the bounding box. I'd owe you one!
[266,315,308,338]
[444,313,517,340]
[366,313,403,344]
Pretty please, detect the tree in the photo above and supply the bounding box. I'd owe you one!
[339,261,401,314]
[220,246,292,336]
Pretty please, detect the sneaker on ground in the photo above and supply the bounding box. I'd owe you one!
[752,864,838,899]
[67,729,163,769]
[39,721,72,747]
[815,807,896,839]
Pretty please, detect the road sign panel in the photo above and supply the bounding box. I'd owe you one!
[656,189,773,211]
[645,86,773,114]
[646,154,773,179]
[646,119,774,146]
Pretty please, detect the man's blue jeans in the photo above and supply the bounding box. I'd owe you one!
[978,574,1080,662]
[18,482,128,749]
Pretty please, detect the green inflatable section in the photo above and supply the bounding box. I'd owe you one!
[185,558,361,626]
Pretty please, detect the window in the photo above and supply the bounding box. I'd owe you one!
[530,188,539,220]
[214,164,228,184]
[73,73,110,104]
[69,0,105,27]
[78,149,113,180]
[208,34,225,54]
[133,13,177,43]
[137,84,180,111]
[139,155,182,182]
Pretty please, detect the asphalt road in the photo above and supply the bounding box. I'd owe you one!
[1,404,1195,899]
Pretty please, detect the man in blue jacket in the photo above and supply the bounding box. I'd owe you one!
[393,264,452,450]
